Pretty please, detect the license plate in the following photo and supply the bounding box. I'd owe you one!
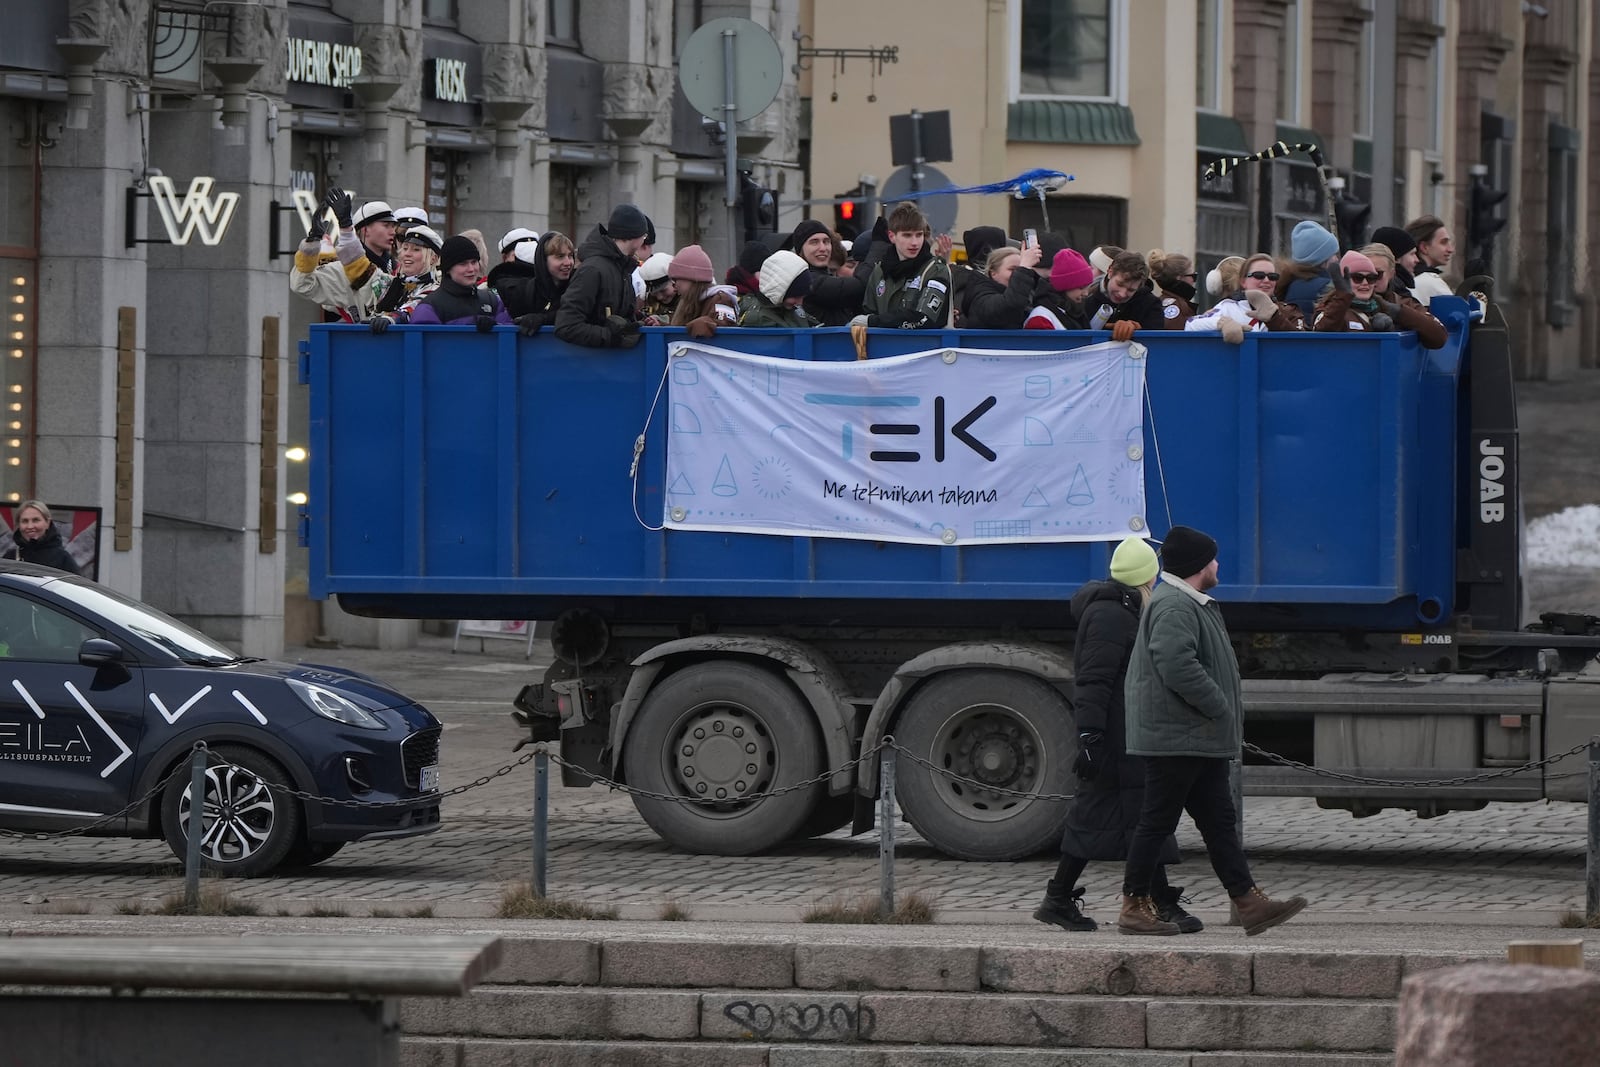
[419,765,440,792]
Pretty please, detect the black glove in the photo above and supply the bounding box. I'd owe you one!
[327,187,354,229]
[515,313,545,336]
[369,313,394,334]
[475,314,497,333]
[1326,261,1351,294]
[1073,730,1106,782]
[306,206,326,242]
[606,315,642,349]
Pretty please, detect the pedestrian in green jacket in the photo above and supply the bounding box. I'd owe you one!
[1116,525,1310,938]
[738,250,816,329]
[852,201,951,330]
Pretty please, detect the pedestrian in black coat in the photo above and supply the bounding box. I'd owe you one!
[6,501,78,575]
[554,204,651,349]
[1034,537,1195,933]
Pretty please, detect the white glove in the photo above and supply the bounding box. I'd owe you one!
[1244,289,1278,323]
[849,314,870,328]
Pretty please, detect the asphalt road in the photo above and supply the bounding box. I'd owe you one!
[2,635,1591,926]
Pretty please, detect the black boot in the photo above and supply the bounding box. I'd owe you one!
[1152,884,1203,933]
[1033,885,1098,932]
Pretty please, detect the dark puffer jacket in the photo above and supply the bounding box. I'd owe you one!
[1059,579,1178,863]
[488,233,572,326]
[9,522,78,575]
[962,267,1044,330]
[554,226,639,347]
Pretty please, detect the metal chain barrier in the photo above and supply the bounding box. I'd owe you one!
[0,754,192,842]
[1241,737,1595,788]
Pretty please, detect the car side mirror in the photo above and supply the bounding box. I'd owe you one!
[79,638,125,668]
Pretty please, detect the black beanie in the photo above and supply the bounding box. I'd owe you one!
[1160,525,1218,580]
[788,219,832,253]
[1371,225,1416,261]
[961,225,1009,264]
[439,235,480,274]
[738,239,772,275]
[603,203,650,240]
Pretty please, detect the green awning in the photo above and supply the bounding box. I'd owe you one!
[1196,111,1249,154]
[1274,122,1326,155]
[1008,100,1140,146]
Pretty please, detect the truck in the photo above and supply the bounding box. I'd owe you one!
[302,298,1600,861]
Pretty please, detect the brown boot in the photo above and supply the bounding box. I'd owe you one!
[1230,886,1307,936]
[1117,894,1180,936]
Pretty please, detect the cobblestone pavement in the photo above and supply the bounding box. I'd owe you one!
[2,637,1592,924]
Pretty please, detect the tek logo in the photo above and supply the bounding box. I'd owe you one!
[149,176,239,246]
[868,396,997,464]
[1479,438,1507,523]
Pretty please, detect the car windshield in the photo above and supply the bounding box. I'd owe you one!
[45,577,241,665]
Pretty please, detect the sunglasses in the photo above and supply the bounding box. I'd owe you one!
[1346,272,1381,284]
[1244,271,1280,281]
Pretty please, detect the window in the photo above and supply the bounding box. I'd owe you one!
[1018,0,1117,100]
[1354,11,1375,138]
[1196,0,1222,111]
[0,592,99,664]
[548,0,578,47]
[1277,0,1301,123]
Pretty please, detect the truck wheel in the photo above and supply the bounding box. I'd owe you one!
[160,745,302,878]
[624,661,825,855]
[893,671,1073,861]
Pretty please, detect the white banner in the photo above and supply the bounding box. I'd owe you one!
[661,341,1147,545]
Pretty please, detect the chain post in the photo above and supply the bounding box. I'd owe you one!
[183,744,208,909]
[532,748,549,898]
[878,741,897,920]
[1587,738,1599,923]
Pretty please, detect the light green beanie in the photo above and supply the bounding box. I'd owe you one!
[1110,536,1159,587]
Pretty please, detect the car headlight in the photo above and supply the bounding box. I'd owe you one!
[287,678,387,730]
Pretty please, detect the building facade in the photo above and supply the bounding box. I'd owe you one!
[0,0,804,652]
[0,0,1592,652]
[804,0,1596,379]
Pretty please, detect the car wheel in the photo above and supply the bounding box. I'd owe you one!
[160,745,302,877]
[623,661,825,855]
[893,670,1073,861]
[281,839,346,868]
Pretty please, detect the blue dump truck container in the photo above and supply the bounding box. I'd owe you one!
[304,302,1600,860]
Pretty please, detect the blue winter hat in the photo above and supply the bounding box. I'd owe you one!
[1289,221,1339,266]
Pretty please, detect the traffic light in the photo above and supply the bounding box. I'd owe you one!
[740,171,778,244]
[1333,197,1371,251]
[1467,179,1509,257]
[834,184,867,239]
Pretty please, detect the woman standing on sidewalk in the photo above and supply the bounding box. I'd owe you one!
[1033,537,1198,933]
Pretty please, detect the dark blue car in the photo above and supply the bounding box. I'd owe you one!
[0,561,441,876]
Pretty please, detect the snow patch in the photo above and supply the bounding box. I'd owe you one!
[1526,504,1600,568]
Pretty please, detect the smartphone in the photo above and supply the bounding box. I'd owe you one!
[1023,228,1038,249]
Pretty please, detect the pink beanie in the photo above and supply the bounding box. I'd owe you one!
[1051,249,1094,291]
[1339,249,1376,277]
[669,244,715,283]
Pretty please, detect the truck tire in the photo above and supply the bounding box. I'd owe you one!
[893,670,1073,861]
[624,661,825,855]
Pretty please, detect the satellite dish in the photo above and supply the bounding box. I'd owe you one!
[881,164,957,235]
[679,17,783,124]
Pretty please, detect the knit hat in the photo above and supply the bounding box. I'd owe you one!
[603,203,650,240]
[1160,525,1218,580]
[351,200,394,228]
[737,240,772,275]
[499,226,539,254]
[1050,249,1094,291]
[400,225,443,254]
[1340,249,1377,278]
[759,250,810,304]
[788,219,832,253]
[1290,221,1339,266]
[638,251,674,284]
[669,244,715,283]
[962,226,1010,266]
[1371,225,1416,261]
[439,235,481,274]
[1110,536,1159,587]
[1206,256,1246,297]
